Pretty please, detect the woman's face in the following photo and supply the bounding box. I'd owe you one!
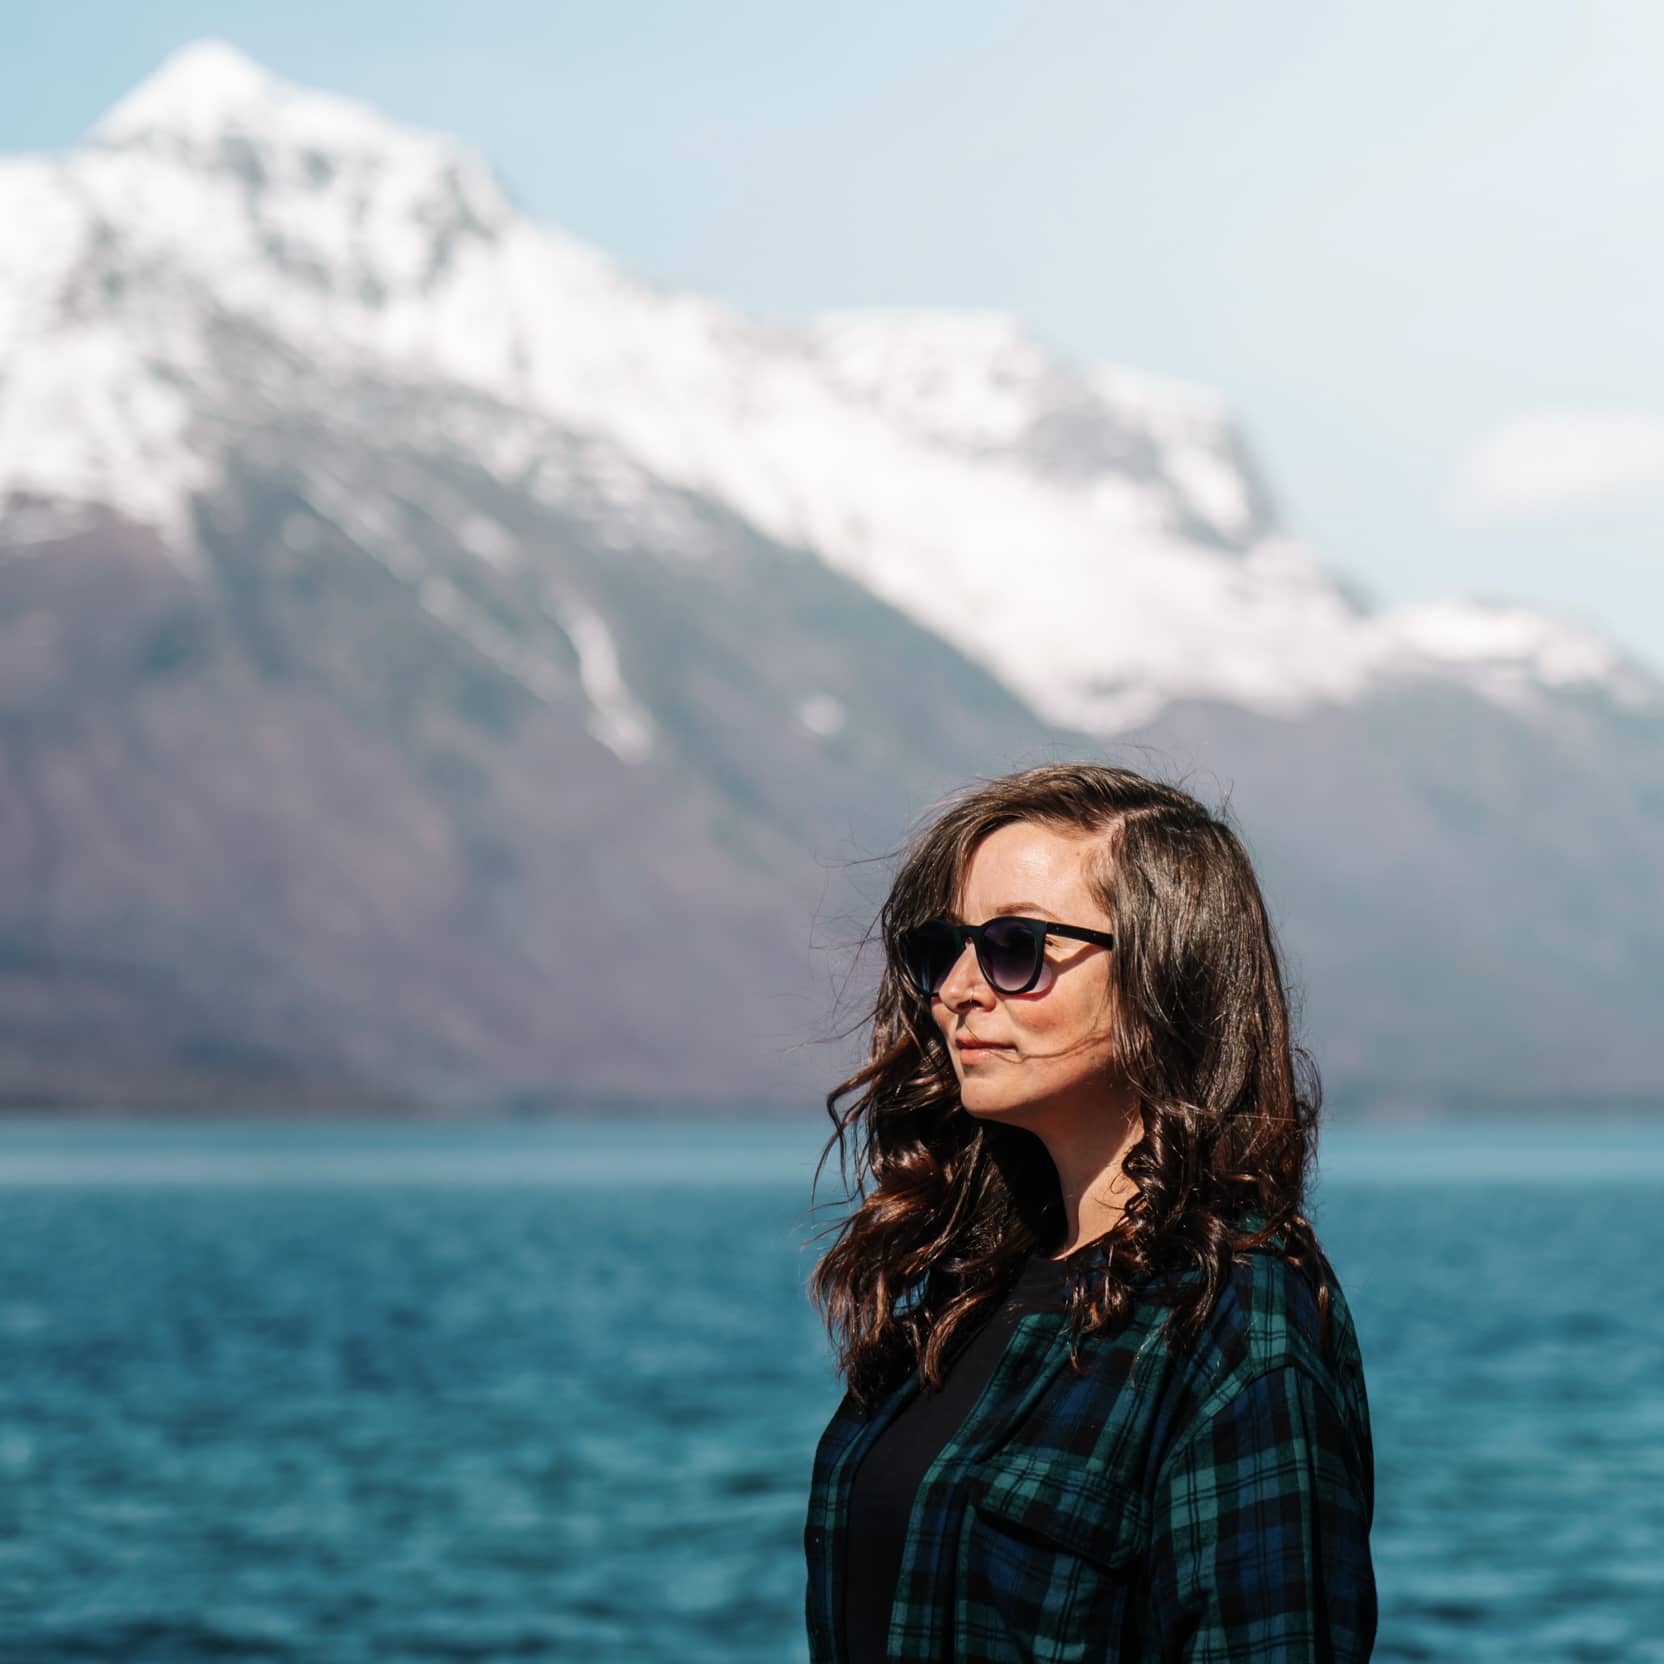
[928,820,1122,1130]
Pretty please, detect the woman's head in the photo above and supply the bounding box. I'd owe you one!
[918,818,1122,1135]
[809,761,1329,1402]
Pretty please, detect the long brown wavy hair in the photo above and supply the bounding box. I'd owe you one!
[807,761,1336,1406]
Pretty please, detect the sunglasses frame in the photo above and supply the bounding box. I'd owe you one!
[895,915,1116,998]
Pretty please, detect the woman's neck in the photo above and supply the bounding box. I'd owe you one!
[1034,1095,1142,1256]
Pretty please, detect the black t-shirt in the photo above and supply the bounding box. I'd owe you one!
[842,1252,1073,1662]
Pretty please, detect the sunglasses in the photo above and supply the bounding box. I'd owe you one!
[895,915,1116,998]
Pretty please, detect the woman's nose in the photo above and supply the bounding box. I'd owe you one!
[938,940,993,1006]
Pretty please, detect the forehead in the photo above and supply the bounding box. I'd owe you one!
[955,821,1109,920]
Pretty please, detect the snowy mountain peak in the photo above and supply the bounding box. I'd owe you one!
[1382,596,1659,711]
[1088,363,1230,424]
[88,39,516,242]
[92,39,400,158]
[810,306,1044,363]
[91,40,273,143]
[810,307,1224,419]
[1,45,1655,736]
[807,306,1099,449]
[802,305,1271,547]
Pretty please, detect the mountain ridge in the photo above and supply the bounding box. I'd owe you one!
[0,41,1660,1117]
[5,40,1656,736]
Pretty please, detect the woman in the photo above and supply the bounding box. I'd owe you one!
[803,763,1376,1662]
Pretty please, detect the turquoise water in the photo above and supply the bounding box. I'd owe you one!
[0,1116,1660,1662]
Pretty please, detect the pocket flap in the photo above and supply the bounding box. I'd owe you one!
[965,1456,1148,1570]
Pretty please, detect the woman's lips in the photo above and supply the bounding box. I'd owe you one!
[957,1042,1013,1061]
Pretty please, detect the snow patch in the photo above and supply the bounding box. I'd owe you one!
[1382,596,1657,709]
[456,513,517,569]
[0,322,213,565]
[797,693,846,737]
[543,592,654,763]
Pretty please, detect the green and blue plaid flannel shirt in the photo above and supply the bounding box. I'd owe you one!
[805,1237,1376,1661]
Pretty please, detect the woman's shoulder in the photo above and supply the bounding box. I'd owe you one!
[1163,1230,1370,1442]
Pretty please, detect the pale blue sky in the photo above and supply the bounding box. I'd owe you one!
[7,1,1662,669]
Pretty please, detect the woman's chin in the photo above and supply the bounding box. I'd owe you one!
[958,1084,1021,1118]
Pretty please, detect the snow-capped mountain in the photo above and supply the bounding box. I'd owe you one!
[1,42,1660,1116]
[5,40,1655,737]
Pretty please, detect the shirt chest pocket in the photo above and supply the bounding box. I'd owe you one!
[952,1457,1148,1663]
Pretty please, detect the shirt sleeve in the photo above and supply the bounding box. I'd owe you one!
[1141,1361,1378,1662]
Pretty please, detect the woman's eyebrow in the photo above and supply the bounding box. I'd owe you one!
[949,901,1060,921]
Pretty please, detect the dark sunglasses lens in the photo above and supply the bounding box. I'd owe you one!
[900,922,960,995]
[980,917,1041,991]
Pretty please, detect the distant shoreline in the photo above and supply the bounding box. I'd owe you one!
[1,1090,1660,1123]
